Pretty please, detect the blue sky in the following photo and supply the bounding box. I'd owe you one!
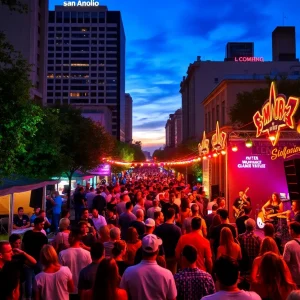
[50,0,300,154]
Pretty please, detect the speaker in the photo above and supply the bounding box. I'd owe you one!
[29,188,43,209]
[284,159,300,200]
[211,184,220,199]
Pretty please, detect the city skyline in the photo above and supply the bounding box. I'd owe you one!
[50,0,300,154]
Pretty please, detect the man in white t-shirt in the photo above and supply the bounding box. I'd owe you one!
[147,199,161,219]
[59,227,92,297]
[120,234,177,300]
[202,256,261,300]
[283,221,300,287]
[91,208,107,231]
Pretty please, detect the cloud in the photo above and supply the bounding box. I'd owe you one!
[133,120,167,130]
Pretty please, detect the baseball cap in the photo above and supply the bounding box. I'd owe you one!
[145,218,155,227]
[142,234,162,253]
[245,218,256,229]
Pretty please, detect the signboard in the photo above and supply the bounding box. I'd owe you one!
[237,156,266,169]
[253,82,300,146]
[234,57,264,62]
[89,164,111,176]
[198,131,209,155]
[211,122,227,150]
[63,0,100,6]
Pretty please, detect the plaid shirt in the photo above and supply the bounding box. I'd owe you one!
[238,231,261,266]
[174,268,215,300]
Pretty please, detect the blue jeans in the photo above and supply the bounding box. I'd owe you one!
[52,213,60,232]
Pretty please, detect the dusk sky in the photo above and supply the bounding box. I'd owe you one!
[50,0,300,154]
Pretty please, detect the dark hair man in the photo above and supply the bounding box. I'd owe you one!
[13,207,30,229]
[174,245,215,300]
[236,206,252,235]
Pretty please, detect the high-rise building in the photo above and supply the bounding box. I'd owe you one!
[47,4,125,140]
[272,26,297,62]
[125,93,132,143]
[165,109,182,148]
[165,114,174,148]
[225,42,254,61]
[0,0,48,103]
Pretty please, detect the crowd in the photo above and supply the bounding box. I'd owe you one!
[0,168,300,300]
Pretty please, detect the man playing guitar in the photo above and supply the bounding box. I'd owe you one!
[232,188,251,219]
[287,200,300,224]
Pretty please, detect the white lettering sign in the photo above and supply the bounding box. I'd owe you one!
[237,156,266,169]
[234,57,264,62]
[63,0,100,6]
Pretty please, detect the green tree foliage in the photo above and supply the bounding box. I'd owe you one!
[229,79,300,126]
[0,32,43,177]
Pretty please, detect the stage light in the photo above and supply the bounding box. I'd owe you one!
[297,122,300,134]
[203,156,207,160]
[213,153,218,157]
[269,135,276,141]
[232,145,238,152]
[245,139,253,148]
[221,150,226,155]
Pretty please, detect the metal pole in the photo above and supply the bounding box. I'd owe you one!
[9,194,14,236]
[225,150,229,212]
[42,186,46,211]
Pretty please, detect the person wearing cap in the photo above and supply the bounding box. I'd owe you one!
[238,218,262,273]
[120,234,177,300]
[174,245,215,300]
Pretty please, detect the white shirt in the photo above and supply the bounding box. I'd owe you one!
[59,247,92,294]
[132,204,144,216]
[283,238,300,285]
[35,266,72,300]
[174,197,181,207]
[120,260,177,300]
[147,206,161,219]
[202,290,261,300]
[92,214,107,231]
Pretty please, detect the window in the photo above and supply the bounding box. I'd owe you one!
[106,60,116,65]
[106,99,117,104]
[71,47,89,51]
[64,33,69,38]
[91,27,97,31]
[106,86,116,91]
[49,12,55,23]
[216,105,220,122]
[208,112,211,132]
[55,92,61,96]
[98,47,105,51]
[98,27,105,31]
[48,60,54,64]
[71,53,89,58]
[55,79,61,83]
[56,47,62,51]
[91,99,96,103]
[221,101,225,126]
[107,34,117,38]
[205,113,207,132]
[107,27,117,31]
[56,66,62,71]
[71,40,89,45]
[91,47,97,51]
[47,92,53,97]
[91,12,97,23]
[63,60,69,64]
[56,12,62,23]
[78,12,83,23]
[71,33,90,38]
[48,53,54,58]
[71,12,77,23]
[63,53,69,57]
[48,40,54,45]
[47,99,53,104]
[91,33,97,38]
[91,40,97,45]
[56,27,62,31]
[48,33,54,38]
[63,79,68,84]
[107,67,117,71]
[91,86,97,90]
[99,12,105,22]
[99,34,105,38]
[63,47,69,51]
[70,86,89,90]
[84,12,90,23]
[64,12,70,23]
[63,66,69,71]
[107,47,116,52]
[212,108,215,126]
[37,40,40,48]
[107,92,117,97]
[107,40,117,45]
[63,86,69,90]
[107,54,117,58]
[64,27,69,31]
[62,99,68,104]
[49,27,54,31]
[98,99,104,103]
[48,66,54,71]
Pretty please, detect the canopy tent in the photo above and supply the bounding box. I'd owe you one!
[51,170,94,181]
[0,177,59,235]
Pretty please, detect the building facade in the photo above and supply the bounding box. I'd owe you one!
[47,5,125,140]
[225,42,254,61]
[165,109,182,148]
[125,93,133,143]
[0,0,48,102]
[180,58,300,142]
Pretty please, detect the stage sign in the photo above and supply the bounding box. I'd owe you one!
[237,156,266,169]
[271,145,300,160]
[89,164,111,176]
[253,82,300,146]
[198,131,209,155]
[211,121,227,150]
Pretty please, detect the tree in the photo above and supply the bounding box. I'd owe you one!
[0,32,43,178]
[229,79,300,126]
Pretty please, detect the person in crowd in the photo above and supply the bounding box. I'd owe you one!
[119,202,137,240]
[52,191,63,232]
[251,252,296,299]
[205,204,218,236]
[91,208,107,231]
[129,209,145,238]
[154,211,164,227]
[147,199,161,219]
[207,197,217,211]
[178,198,190,227]
[34,244,74,300]
[199,191,209,217]
[98,225,110,243]
[59,227,92,299]
[61,208,70,219]
[287,290,300,300]
[92,258,128,300]
[116,194,129,216]
[30,207,41,226]
[86,187,96,212]
[154,208,181,274]
[144,194,153,212]
[202,256,261,300]
[288,200,300,223]
[251,237,280,282]
[161,193,180,221]
[52,218,70,253]
[125,227,142,265]
[106,206,118,226]
[263,223,282,254]
[78,242,104,297]
[79,221,97,251]
[176,217,212,273]
[13,207,30,229]
[283,221,300,287]
[112,240,128,276]
[74,187,87,222]
[210,209,236,256]
[80,208,94,230]
[132,195,145,216]
[104,227,121,258]
[0,241,13,270]
[236,206,252,235]
[22,217,48,298]
[209,214,222,238]
[0,262,21,300]
[217,227,242,261]
[174,245,215,300]
[238,218,262,274]
[182,204,207,237]
[120,234,177,300]
[38,210,51,232]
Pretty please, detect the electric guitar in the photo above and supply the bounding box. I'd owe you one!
[234,187,250,219]
[256,210,290,229]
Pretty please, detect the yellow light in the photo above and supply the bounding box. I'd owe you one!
[245,139,253,148]
[297,123,300,134]
[203,156,207,160]
[269,135,276,141]
[232,145,238,152]
[221,150,226,155]
[213,153,218,158]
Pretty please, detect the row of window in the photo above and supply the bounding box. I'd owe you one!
[49,27,117,32]
[47,98,117,104]
[49,11,106,24]
[48,53,117,60]
[49,40,117,45]
[48,33,118,39]
[48,47,118,54]
[47,78,117,84]
[47,74,117,81]
[47,92,117,97]
[47,59,116,65]
[205,102,226,132]
[47,53,117,59]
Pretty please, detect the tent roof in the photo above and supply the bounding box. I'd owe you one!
[0,177,60,196]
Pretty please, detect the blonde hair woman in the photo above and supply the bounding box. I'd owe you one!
[34,245,74,300]
[251,236,280,282]
[217,227,242,260]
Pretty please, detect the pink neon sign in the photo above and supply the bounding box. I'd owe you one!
[234,57,264,62]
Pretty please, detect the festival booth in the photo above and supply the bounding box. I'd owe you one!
[201,82,300,225]
[0,177,60,236]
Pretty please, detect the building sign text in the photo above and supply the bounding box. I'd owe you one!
[238,156,266,169]
[63,0,100,6]
[234,57,264,62]
[271,146,300,160]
